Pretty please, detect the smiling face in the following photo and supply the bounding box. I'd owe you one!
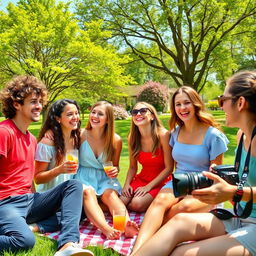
[14,93,43,123]
[174,92,196,123]
[132,103,154,126]
[89,105,108,128]
[56,103,80,131]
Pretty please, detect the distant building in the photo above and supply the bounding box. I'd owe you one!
[118,85,176,111]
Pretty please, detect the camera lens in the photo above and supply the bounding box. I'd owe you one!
[172,172,213,197]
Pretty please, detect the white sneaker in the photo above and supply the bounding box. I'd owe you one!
[54,243,94,256]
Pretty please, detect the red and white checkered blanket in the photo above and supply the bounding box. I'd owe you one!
[44,211,144,255]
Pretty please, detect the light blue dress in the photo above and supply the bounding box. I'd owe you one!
[163,126,229,189]
[75,140,122,195]
[35,143,74,192]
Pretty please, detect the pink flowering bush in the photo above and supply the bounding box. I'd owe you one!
[137,81,169,112]
[113,104,129,120]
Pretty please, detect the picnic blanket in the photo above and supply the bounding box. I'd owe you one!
[44,211,144,256]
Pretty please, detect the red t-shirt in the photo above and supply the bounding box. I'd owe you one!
[0,119,37,200]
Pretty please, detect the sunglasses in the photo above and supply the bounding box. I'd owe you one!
[218,95,237,107]
[131,107,150,116]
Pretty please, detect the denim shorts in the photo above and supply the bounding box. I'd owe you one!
[223,217,256,256]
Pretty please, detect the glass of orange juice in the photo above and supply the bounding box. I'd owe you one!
[103,161,119,186]
[65,149,79,163]
[113,208,126,232]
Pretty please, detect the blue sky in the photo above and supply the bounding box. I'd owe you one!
[0,0,19,10]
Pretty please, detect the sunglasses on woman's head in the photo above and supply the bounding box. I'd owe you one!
[218,95,237,107]
[131,107,150,116]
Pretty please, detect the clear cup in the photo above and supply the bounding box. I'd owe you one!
[103,161,119,187]
[113,208,126,232]
[65,149,79,163]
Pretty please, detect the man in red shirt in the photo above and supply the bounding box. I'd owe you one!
[0,76,93,256]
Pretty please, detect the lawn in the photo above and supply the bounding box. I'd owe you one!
[2,111,238,256]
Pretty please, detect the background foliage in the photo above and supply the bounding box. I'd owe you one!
[137,81,169,112]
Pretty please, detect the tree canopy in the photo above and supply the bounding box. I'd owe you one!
[0,0,132,105]
[76,0,256,91]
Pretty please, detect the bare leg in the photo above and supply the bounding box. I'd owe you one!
[163,196,213,224]
[83,188,121,239]
[131,188,177,254]
[172,234,252,256]
[101,189,139,238]
[133,212,227,256]
[127,193,154,213]
[120,194,132,206]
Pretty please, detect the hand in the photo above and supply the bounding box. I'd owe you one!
[106,166,119,178]
[60,160,78,174]
[209,163,217,171]
[192,171,236,204]
[122,184,134,197]
[44,129,54,140]
[134,185,151,197]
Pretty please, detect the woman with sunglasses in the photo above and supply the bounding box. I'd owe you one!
[120,102,173,212]
[132,71,256,256]
[75,101,138,240]
[131,86,229,255]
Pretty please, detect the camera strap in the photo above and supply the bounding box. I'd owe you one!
[211,126,256,220]
[232,126,256,218]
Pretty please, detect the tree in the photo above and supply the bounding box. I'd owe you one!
[76,0,256,91]
[0,0,132,107]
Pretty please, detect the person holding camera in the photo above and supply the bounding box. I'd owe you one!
[131,86,229,255]
[131,70,256,256]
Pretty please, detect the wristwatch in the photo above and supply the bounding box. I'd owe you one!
[232,185,244,203]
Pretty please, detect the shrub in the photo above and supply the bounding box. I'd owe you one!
[137,81,169,112]
[207,100,219,110]
[113,104,129,120]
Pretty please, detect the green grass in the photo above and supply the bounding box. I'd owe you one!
[1,111,237,256]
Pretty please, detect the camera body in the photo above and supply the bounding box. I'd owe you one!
[172,165,239,198]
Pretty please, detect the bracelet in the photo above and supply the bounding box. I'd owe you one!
[232,185,244,203]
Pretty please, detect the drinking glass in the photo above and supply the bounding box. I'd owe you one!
[65,149,79,163]
[113,208,126,232]
[103,161,119,187]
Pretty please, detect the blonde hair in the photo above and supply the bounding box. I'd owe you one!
[169,86,220,130]
[129,101,164,158]
[86,101,115,161]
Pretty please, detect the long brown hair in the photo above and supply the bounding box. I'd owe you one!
[86,101,115,161]
[169,86,220,130]
[38,99,81,165]
[129,101,164,158]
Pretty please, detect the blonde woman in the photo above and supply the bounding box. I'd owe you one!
[120,102,173,212]
[76,101,138,240]
[131,86,229,255]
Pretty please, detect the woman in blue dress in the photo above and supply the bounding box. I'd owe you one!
[30,99,81,234]
[76,101,138,240]
[132,70,256,256]
[34,99,80,193]
[131,86,229,255]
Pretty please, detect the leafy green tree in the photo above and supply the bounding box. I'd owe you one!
[0,0,132,107]
[76,0,256,91]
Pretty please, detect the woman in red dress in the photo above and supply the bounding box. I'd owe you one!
[120,102,174,212]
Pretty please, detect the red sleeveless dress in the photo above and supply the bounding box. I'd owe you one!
[130,148,171,198]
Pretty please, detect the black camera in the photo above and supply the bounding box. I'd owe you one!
[172,165,239,198]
